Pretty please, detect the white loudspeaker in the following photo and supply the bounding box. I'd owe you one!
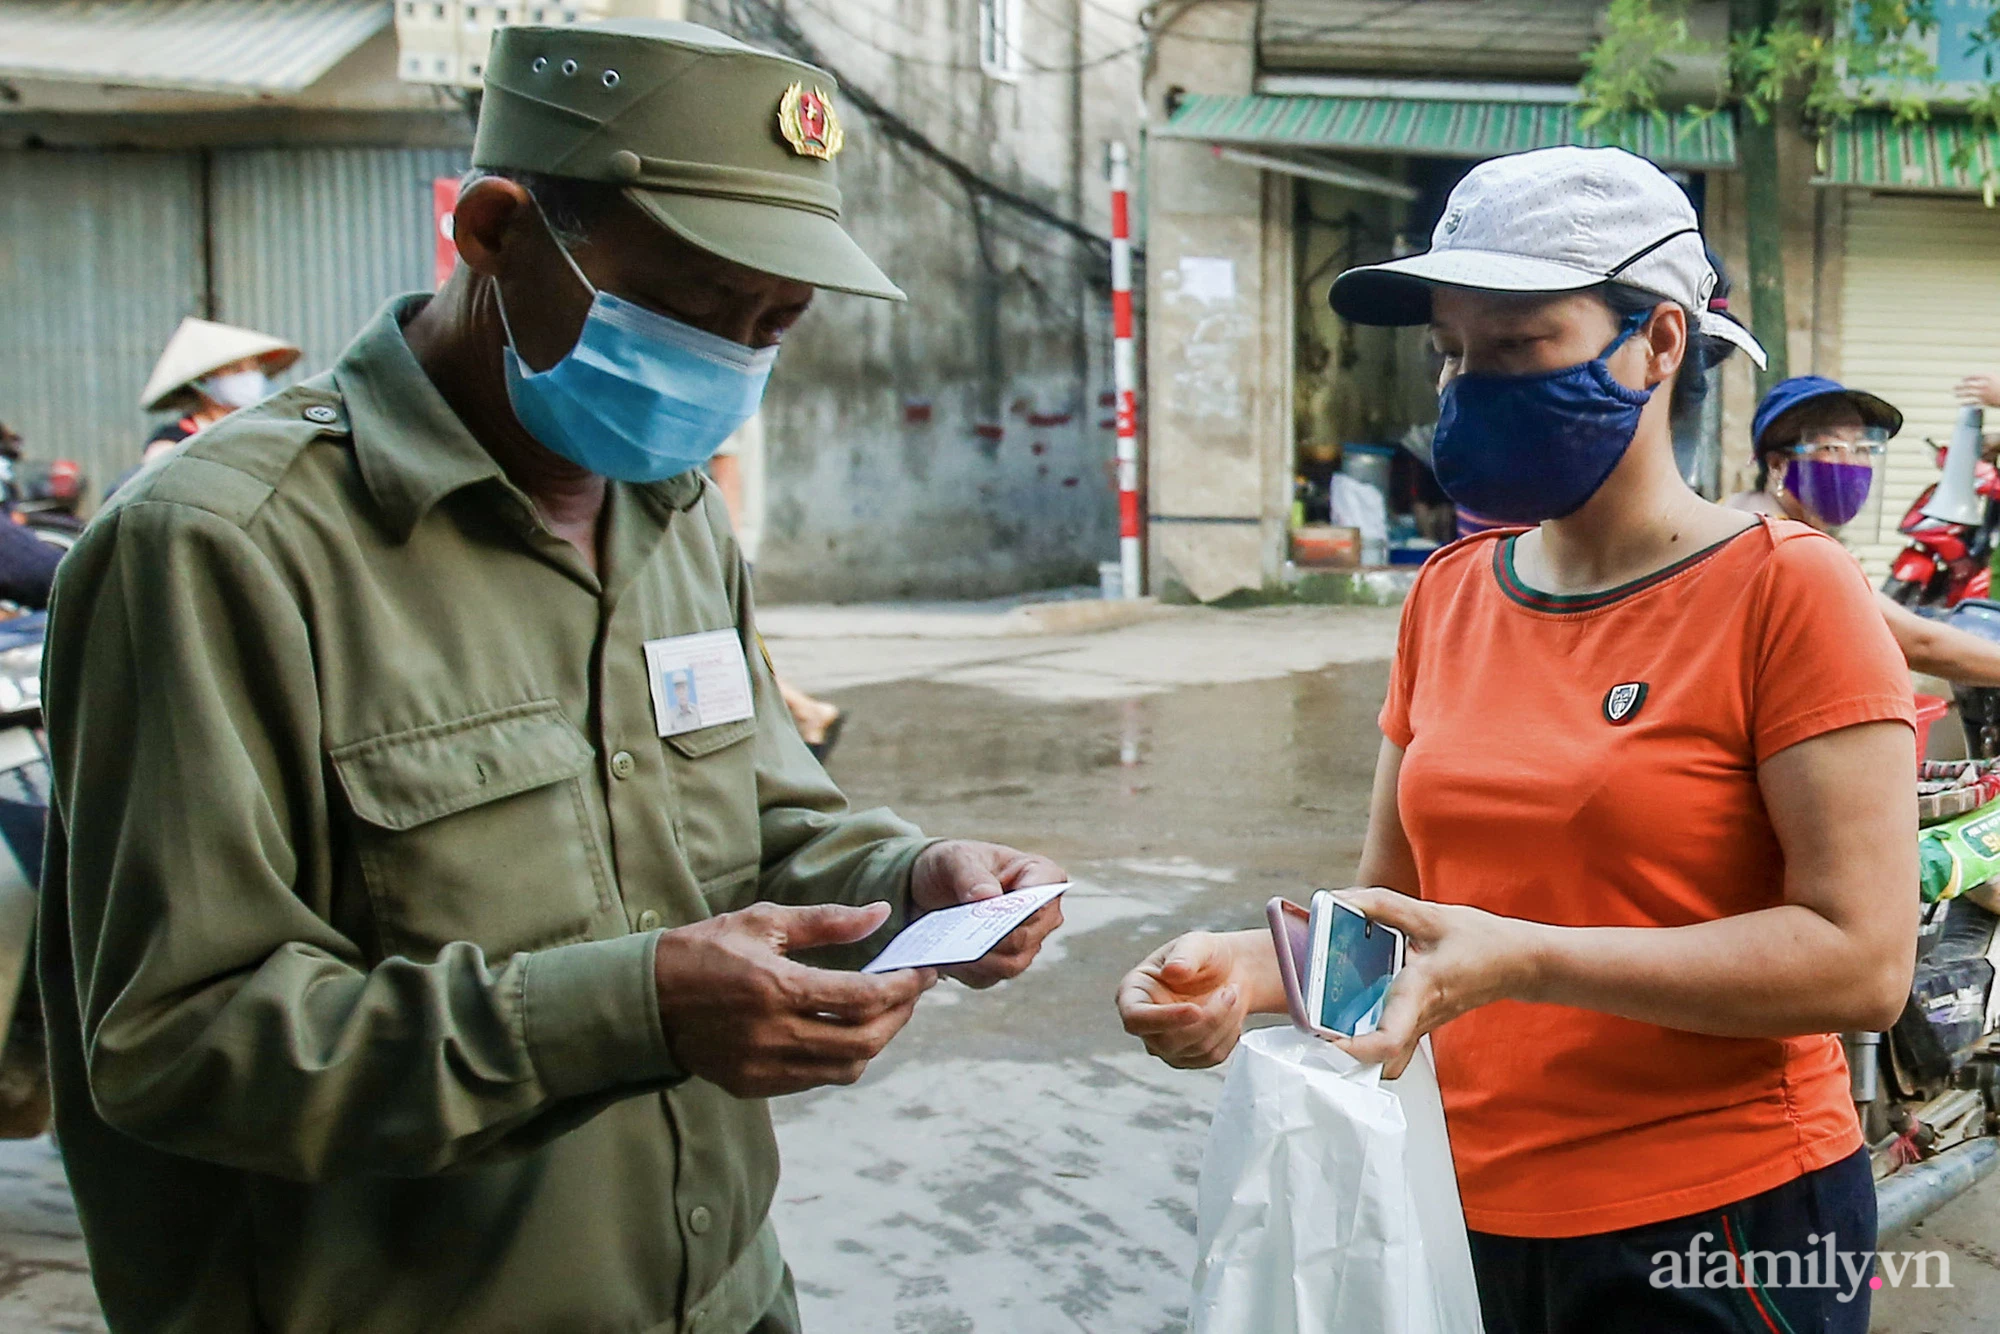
[1923,404,1987,526]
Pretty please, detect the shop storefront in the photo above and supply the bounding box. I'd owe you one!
[1818,114,2000,578]
[0,0,467,491]
[1144,80,1737,601]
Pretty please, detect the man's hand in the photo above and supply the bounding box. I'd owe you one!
[1955,373,2000,408]
[654,902,935,1099]
[909,839,1065,988]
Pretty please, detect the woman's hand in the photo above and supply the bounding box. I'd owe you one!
[1333,888,1544,1079]
[1116,931,1258,1069]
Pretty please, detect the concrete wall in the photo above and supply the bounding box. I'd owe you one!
[696,0,1143,602]
[1141,0,1292,603]
[3,1,1140,603]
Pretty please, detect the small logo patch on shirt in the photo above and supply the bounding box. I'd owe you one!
[1603,681,1649,725]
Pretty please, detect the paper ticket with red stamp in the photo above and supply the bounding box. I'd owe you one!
[861,881,1071,974]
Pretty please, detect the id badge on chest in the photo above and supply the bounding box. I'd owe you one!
[644,630,757,738]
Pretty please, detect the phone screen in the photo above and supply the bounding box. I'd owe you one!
[1316,905,1398,1036]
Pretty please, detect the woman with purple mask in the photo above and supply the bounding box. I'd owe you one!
[1728,377,1896,533]
[1726,376,2000,685]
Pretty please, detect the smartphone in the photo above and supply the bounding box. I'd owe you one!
[1304,889,1405,1039]
[1265,897,1313,1032]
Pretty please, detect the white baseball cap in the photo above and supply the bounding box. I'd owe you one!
[1329,146,1767,369]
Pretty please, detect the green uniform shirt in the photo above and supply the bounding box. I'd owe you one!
[39,296,928,1334]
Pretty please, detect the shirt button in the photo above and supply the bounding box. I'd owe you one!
[636,909,662,932]
[610,749,636,779]
[688,1205,712,1235]
[302,405,338,424]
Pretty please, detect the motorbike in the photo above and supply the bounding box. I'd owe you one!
[1881,455,2000,608]
[0,610,47,1137]
[1884,405,2000,609]
[1856,884,2000,1233]
[0,456,87,552]
[1853,597,2000,1233]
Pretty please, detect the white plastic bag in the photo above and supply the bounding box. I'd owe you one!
[1189,1028,1484,1334]
[1327,473,1389,548]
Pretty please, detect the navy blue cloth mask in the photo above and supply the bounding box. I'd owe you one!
[1431,309,1654,524]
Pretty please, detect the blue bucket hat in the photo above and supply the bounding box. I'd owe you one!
[1752,376,1903,452]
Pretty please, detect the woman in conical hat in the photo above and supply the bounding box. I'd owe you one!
[136,318,300,462]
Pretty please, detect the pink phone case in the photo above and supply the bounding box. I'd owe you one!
[1266,897,1315,1033]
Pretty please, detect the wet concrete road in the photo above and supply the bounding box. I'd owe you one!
[765,664,1387,1334]
[760,607,1999,1334]
[2,604,1994,1330]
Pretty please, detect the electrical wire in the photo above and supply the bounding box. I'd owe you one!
[834,0,1143,45]
[1255,0,1433,42]
[789,0,1143,76]
[891,139,1101,274]
[1136,0,1434,48]
[724,0,1118,258]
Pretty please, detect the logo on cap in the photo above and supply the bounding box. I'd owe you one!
[778,83,844,160]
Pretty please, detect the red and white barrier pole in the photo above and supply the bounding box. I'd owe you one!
[1109,141,1141,599]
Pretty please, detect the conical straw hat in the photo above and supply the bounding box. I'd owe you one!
[140,318,301,412]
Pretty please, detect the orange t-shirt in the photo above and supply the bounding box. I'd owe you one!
[1379,516,1915,1238]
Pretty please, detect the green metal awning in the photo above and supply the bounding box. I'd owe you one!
[1158,93,1739,170]
[1814,111,2000,194]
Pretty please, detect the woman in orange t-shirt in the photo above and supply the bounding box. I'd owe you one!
[1118,147,1916,1333]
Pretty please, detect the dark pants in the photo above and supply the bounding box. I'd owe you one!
[1469,1148,1876,1334]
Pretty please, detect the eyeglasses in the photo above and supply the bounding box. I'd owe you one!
[1781,426,1889,467]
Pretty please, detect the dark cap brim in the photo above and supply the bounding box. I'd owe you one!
[625,188,905,301]
[1764,387,1905,445]
[1837,387,1903,437]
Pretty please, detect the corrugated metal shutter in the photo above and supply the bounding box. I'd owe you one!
[1257,0,1603,78]
[210,146,469,382]
[0,150,203,491]
[1839,193,2000,578]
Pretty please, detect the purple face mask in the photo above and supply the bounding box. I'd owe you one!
[1785,458,1875,528]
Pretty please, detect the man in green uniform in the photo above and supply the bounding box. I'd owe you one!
[39,20,1062,1333]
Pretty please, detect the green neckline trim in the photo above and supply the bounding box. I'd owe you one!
[1494,525,1755,614]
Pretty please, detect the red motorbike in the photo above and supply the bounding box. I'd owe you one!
[1883,439,2000,608]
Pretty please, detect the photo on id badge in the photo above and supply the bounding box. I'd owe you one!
[644,630,757,739]
[662,669,700,732]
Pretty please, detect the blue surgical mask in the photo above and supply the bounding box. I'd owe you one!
[498,211,776,484]
[1431,310,1653,524]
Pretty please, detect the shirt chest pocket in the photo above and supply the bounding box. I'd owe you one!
[663,716,761,908]
[331,701,615,962]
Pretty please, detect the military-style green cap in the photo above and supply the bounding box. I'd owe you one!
[471,19,902,300]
